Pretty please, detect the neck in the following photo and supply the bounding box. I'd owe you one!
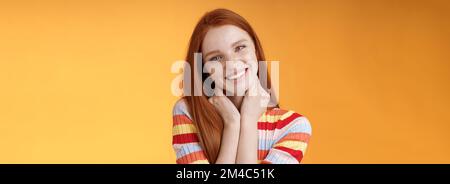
[228,95,244,111]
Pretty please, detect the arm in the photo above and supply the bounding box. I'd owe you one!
[172,113,210,164]
[209,88,242,164]
[262,115,312,164]
[235,117,259,164]
[215,123,240,164]
[172,101,240,164]
[236,81,270,164]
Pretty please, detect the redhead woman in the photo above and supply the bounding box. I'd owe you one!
[172,9,312,164]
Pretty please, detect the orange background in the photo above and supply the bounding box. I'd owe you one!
[0,0,449,163]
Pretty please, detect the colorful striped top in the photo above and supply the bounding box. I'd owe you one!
[172,99,312,164]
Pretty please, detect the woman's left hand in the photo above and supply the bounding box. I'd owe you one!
[236,79,270,163]
[240,79,270,123]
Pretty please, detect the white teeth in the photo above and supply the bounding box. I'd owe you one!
[227,70,246,80]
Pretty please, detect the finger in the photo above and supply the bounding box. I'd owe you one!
[208,97,214,104]
[214,84,225,97]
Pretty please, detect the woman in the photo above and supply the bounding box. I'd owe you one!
[172,8,312,164]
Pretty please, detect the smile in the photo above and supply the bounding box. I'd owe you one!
[226,68,248,80]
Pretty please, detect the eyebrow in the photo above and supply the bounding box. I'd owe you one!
[204,39,248,60]
[231,39,247,47]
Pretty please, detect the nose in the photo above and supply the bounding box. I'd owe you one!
[221,49,250,78]
[224,62,247,78]
[225,52,247,64]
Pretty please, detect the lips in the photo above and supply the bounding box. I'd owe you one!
[226,68,248,80]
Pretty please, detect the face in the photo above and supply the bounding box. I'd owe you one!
[202,25,259,96]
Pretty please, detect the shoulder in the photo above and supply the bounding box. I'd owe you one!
[172,98,193,120]
[261,108,312,135]
[172,98,198,136]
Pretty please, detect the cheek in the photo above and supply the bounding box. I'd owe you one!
[246,55,259,76]
[241,51,258,65]
[204,61,226,79]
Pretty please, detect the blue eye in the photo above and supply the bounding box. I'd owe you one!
[235,45,246,52]
[209,55,223,61]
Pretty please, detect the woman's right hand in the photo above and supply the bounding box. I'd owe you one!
[208,87,240,126]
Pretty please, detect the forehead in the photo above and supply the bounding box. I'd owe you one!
[202,25,252,52]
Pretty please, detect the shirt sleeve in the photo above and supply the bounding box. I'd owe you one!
[262,114,312,164]
[172,99,210,164]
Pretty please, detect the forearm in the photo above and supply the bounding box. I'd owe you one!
[215,123,240,164]
[236,118,258,164]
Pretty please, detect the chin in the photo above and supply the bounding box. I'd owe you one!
[222,82,248,96]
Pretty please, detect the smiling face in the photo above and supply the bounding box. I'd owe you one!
[202,25,259,96]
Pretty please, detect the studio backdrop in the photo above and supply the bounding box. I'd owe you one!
[0,0,449,163]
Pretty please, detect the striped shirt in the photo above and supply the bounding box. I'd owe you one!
[172,99,312,164]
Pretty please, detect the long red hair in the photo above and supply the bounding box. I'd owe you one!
[183,8,277,163]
